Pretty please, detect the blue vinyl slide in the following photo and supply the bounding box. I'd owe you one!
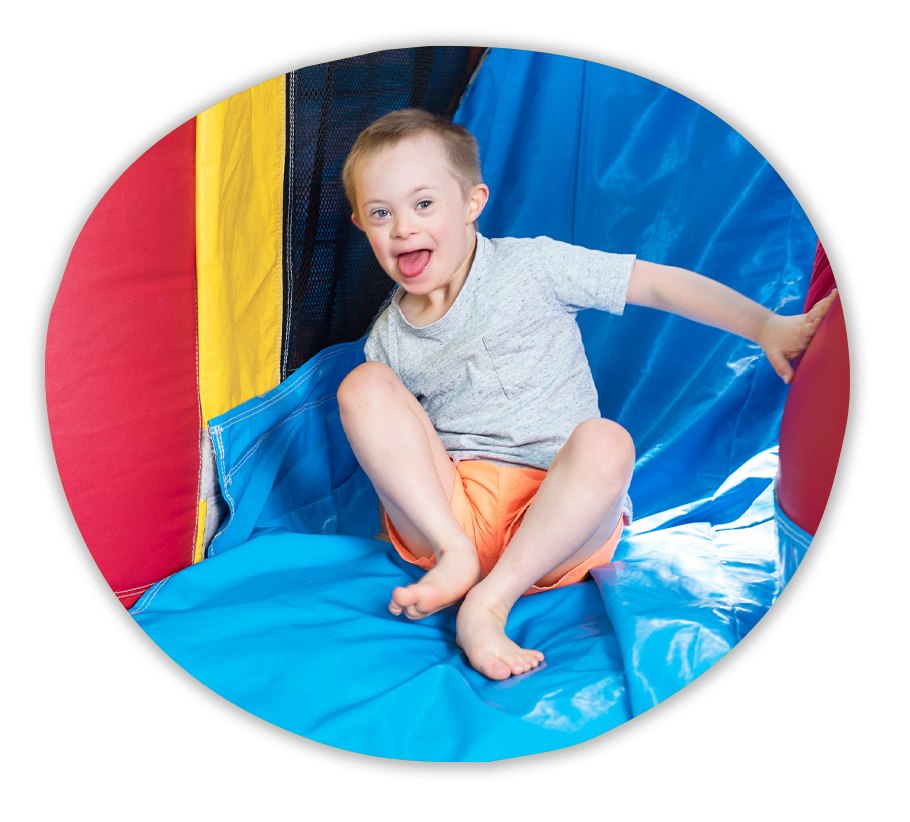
[132,50,817,760]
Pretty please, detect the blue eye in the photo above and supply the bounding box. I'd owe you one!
[416,200,432,209]
[372,208,389,219]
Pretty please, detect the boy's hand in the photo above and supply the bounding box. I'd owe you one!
[757,289,839,384]
[627,261,840,385]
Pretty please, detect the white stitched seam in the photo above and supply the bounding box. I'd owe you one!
[211,393,334,551]
[209,423,236,556]
[204,338,360,553]
[775,512,812,548]
[130,576,171,615]
[275,73,287,386]
[226,393,334,481]
[773,488,813,548]
[115,583,155,595]
[213,425,225,465]
[282,76,295,382]
[217,427,230,487]
[221,347,347,429]
[208,392,334,552]
[133,577,168,614]
[192,260,203,565]
[215,346,350,432]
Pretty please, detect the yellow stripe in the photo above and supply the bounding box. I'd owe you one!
[196,74,285,423]
[194,499,208,564]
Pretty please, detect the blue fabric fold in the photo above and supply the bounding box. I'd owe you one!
[206,341,374,555]
[592,450,784,714]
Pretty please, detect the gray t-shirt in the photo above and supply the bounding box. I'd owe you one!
[364,232,634,478]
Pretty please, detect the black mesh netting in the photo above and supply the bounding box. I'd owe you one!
[281,46,487,378]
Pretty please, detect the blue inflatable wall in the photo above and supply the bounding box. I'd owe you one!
[131,50,816,761]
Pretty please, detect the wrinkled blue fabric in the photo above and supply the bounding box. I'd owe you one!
[131,49,817,761]
[774,493,813,588]
[205,342,375,554]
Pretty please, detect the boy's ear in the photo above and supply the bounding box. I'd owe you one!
[350,212,364,231]
[466,184,489,224]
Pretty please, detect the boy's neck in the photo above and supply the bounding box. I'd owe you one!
[399,230,478,328]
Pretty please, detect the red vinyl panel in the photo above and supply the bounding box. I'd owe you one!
[777,243,850,536]
[804,241,836,313]
[46,118,199,609]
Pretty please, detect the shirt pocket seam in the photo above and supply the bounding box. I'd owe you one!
[482,332,532,401]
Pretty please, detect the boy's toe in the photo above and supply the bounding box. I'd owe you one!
[389,585,416,615]
[393,584,416,603]
[469,649,512,680]
[489,661,512,680]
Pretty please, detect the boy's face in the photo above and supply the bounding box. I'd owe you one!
[351,135,488,297]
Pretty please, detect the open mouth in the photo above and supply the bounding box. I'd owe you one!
[397,249,432,278]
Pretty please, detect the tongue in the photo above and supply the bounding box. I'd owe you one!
[398,249,431,277]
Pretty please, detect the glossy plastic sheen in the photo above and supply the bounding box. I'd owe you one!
[132,50,819,759]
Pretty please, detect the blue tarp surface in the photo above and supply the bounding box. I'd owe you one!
[132,50,817,761]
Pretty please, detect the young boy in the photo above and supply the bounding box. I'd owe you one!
[337,109,836,682]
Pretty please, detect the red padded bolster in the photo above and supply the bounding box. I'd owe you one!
[804,242,836,312]
[777,243,850,535]
[46,119,199,609]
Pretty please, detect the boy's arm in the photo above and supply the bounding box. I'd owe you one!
[626,260,839,384]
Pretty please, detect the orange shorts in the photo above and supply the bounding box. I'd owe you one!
[385,458,624,596]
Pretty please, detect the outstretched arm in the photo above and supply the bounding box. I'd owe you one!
[626,260,839,384]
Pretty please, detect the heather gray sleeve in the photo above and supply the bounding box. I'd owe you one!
[539,236,635,315]
[363,315,391,366]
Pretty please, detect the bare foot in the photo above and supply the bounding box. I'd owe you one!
[389,540,482,619]
[455,591,544,680]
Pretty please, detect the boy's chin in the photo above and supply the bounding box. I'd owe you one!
[388,272,427,292]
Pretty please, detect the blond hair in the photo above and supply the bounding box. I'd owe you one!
[342,109,482,214]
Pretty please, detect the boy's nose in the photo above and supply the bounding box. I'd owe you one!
[392,215,418,239]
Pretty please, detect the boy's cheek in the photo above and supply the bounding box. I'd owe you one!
[374,255,400,282]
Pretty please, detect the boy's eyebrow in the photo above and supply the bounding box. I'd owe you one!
[362,186,442,207]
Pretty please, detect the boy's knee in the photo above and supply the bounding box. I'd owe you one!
[338,361,398,414]
[571,419,635,479]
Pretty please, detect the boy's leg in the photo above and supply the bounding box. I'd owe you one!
[337,362,482,616]
[455,418,635,680]
[375,500,392,543]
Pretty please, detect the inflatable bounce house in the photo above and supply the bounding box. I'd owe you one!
[46,48,848,761]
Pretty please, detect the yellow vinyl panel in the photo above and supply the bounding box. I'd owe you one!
[196,74,285,423]
[194,499,208,564]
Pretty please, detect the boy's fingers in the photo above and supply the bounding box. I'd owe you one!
[768,350,794,384]
[799,317,822,348]
[772,306,829,382]
[809,288,838,320]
